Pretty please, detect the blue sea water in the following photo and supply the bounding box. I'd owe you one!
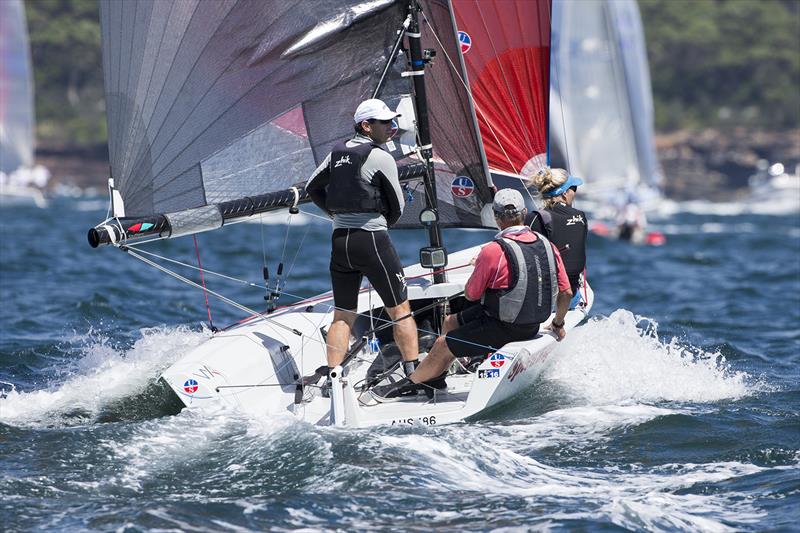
[1,197,798,532]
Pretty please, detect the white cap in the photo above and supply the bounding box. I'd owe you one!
[492,188,525,214]
[353,98,401,123]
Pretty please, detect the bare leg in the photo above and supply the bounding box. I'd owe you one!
[385,300,419,362]
[326,309,357,368]
[441,313,459,335]
[409,336,455,383]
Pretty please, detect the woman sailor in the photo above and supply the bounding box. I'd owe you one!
[526,167,588,306]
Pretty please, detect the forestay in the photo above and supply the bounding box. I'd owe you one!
[95,0,494,246]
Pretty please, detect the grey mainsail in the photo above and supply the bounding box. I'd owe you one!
[93,0,492,246]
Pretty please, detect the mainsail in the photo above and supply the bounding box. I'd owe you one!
[91,0,493,247]
[451,0,551,178]
[550,0,661,199]
[0,0,35,175]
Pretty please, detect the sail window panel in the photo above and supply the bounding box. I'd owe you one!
[111,0,142,180]
[202,119,316,204]
[102,0,201,207]
[102,1,124,173]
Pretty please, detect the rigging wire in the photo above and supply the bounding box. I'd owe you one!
[193,235,216,331]
[122,246,302,337]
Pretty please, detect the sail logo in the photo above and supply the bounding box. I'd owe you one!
[183,379,199,394]
[566,215,585,226]
[334,155,351,168]
[489,353,505,368]
[458,31,472,54]
[451,176,474,198]
[128,222,154,233]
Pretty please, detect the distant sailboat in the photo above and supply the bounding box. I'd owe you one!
[550,0,661,208]
[549,0,664,244]
[0,0,49,208]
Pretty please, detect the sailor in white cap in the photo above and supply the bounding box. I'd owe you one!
[372,188,573,400]
[306,99,420,380]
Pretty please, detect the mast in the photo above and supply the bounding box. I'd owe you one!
[407,0,447,285]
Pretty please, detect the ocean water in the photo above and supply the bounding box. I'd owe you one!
[1,197,798,532]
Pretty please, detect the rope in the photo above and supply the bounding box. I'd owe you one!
[193,235,215,331]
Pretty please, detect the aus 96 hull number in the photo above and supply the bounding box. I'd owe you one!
[391,416,436,426]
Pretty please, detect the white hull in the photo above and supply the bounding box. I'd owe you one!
[161,245,593,428]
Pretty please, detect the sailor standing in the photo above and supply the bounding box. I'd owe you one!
[305,99,420,377]
[371,189,573,400]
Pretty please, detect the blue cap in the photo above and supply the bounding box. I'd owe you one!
[542,176,583,198]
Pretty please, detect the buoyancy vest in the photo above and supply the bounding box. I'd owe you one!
[528,204,587,292]
[481,232,558,326]
[325,141,386,214]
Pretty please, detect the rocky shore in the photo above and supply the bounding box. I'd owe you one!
[656,128,800,201]
[34,129,800,202]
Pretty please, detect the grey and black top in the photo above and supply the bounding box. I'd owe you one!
[305,134,405,231]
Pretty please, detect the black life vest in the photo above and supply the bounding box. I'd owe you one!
[481,233,558,326]
[325,141,385,214]
[527,204,587,292]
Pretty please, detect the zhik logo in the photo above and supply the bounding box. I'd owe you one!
[396,272,407,288]
[334,155,351,168]
[566,215,585,226]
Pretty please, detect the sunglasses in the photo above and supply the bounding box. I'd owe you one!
[367,118,394,125]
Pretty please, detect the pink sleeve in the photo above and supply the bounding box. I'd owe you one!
[465,242,502,300]
[551,244,571,292]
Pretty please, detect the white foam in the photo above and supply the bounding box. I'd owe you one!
[370,428,766,530]
[0,326,208,427]
[498,404,681,452]
[544,309,756,404]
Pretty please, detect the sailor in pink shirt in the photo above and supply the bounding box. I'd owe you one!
[372,189,573,401]
[466,225,571,301]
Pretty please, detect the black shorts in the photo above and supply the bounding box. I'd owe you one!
[444,304,539,358]
[330,228,408,311]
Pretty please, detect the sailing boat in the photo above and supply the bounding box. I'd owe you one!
[0,0,49,208]
[88,0,593,427]
[549,0,664,244]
